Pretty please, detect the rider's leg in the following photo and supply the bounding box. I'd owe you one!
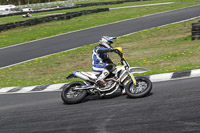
[96,64,115,86]
[96,69,110,86]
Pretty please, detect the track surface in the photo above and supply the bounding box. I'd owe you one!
[1,5,200,68]
[0,77,200,133]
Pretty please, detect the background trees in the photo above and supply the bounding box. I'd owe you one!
[0,0,63,5]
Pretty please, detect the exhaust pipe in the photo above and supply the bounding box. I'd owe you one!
[73,71,90,80]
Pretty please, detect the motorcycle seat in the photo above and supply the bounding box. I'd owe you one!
[79,72,101,80]
[84,72,101,76]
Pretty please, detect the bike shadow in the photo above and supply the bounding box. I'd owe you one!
[126,92,153,99]
[83,90,122,103]
[83,91,153,103]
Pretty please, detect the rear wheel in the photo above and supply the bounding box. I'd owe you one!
[125,77,152,98]
[61,81,87,104]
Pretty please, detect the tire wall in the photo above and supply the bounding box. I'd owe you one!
[0,8,109,32]
[192,21,200,40]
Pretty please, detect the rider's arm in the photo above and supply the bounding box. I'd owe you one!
[97,47,114,54]
[97,47,115,64]
[105,57,114,64]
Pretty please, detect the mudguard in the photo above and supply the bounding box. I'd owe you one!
[66,74,75,79]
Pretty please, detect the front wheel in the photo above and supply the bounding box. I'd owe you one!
[61,81,87,104]
[125,77,152,98]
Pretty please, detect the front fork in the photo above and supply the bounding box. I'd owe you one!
[129,73,137,85]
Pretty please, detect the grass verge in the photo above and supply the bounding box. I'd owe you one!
[0,0,197,25]
[0,1,200,48]
[0,18,200,87]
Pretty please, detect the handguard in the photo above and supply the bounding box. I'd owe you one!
[114,47,125,58]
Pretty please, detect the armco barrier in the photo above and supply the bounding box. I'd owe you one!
[0,0,146,18]
[192,21,200,40]
[0,8,109,32]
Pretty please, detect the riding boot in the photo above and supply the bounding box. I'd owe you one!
[96,69,110,87]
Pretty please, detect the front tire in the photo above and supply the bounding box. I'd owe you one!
[61,81,87,104]
[125,77,152,98]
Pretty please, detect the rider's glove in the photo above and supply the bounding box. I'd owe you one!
[109,48,115,52]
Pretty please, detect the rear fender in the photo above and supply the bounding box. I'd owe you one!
[66,73,75,79]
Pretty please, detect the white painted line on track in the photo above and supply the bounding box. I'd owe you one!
[0,87,15,93]
[153,74,200,83]
[15,86,36,93]
[1,69,200,94]
[0,89,62,95]
[150,73,173,82]
[29,2,175,18]
[42,83,65,92]
[120,15,200,38]
[110,2,174,10]
[151,69,200,83]
[191,69,200,77]
[0,46,82,70]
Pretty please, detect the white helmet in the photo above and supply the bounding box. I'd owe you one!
[100,36,117,48]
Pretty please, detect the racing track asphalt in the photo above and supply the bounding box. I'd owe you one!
[1,5,200,68]
[0,77,200,133]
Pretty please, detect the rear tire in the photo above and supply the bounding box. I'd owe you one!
[125,77,152,98]
[61,81,87,104]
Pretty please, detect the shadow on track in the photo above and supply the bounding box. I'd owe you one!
[82,91,153,103]
[126,92,153,99]
[83,91,122,103]
[61,88,153,105]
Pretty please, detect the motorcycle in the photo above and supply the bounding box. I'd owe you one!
[61,47,152,104]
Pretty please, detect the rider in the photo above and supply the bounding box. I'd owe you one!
[92,36,117,87]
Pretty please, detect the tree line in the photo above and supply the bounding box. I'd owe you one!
[0,0,64,5]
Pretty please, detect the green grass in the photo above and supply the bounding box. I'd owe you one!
[75,0,123,4]
[0,18,200,87]
[0,1,200,48]
[75,0,200,4]
[0,0,197,25]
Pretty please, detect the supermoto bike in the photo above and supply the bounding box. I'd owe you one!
[61,47,152,104]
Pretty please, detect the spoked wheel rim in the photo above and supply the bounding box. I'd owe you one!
[129,80,148,94]
[65,86,83,99]
[61,81,88,104]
